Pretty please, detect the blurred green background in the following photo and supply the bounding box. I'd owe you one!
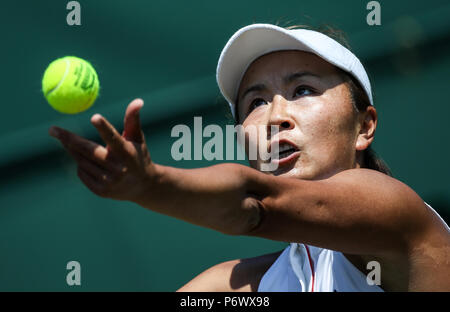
[0,0,449,291]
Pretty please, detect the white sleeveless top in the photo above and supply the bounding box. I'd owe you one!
[258,203,447,292]
[258,243,383,292]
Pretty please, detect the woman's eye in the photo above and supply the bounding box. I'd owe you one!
[294,86,314,98]
[250,98,267,109]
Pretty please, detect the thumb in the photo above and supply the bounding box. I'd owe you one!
[123,98,145,143]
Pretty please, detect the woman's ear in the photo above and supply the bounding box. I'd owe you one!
[355,106,377,151]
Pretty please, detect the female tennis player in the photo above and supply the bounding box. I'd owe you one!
[49,24,450,291]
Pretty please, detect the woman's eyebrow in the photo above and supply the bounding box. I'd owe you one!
[240,84,266,102]
[284,71,321,84]
[240,71,320,101]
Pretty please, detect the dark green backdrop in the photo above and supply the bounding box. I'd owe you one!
[0,0,449,291]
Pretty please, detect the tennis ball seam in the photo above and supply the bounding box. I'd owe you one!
[45,58,71,97]
[43,56,99,114]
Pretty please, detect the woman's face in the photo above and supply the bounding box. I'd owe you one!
[237,50,362,180]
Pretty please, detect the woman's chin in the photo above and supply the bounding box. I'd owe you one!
[269,165,303,178]
[253,160,310,179]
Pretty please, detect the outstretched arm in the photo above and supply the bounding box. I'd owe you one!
[49,99,263,235]
[50,99,448,259]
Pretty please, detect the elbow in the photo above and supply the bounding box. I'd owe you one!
[243,197,266,235]
[219,196,265,236]
[235,197,266,236]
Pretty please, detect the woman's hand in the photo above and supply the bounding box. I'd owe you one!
[49,99,262,235]
[49,98,157,202]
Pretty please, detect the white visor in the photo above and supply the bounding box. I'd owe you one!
[216,23,373,119]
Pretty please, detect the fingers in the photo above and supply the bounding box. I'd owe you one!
[69,149,114,198]
[77,167,106,197]
[69,149,112,182]
[49,126,115,171]
[90,114,126,154]
[123,98,145,143]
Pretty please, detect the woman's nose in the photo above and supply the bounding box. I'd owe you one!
[267,95,295,131]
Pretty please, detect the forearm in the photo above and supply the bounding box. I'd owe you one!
[133,163,264,235]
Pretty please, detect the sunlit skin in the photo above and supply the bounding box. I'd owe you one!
[237,50,375,180]
[49,51,450,292]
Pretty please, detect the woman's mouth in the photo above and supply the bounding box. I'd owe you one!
[270,142,301,165]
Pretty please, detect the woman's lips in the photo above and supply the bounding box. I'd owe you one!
[271,150,301,166]
[267,139,300,167]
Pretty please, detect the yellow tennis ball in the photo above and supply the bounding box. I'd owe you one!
[42,56,100,114]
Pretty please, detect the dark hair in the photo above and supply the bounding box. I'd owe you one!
[233,23,392,176]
